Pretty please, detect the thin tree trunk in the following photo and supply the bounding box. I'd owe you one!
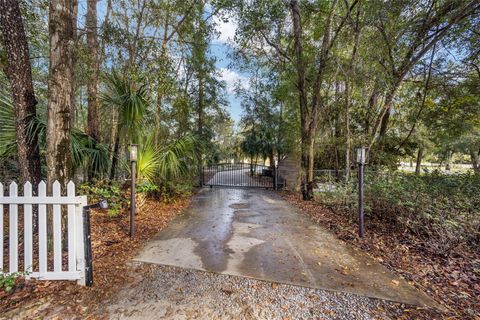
[126,0,146,74]
[396,44,437,152]
[470,148,479,173]
[345,5,361,182]
[47,0,77,187]
[269,152,275,169]
[99,0,112,63]
[415,147,424,175]
[196,75,204,183]
[445,150,452,171]
[109,131,120,180]
[86,0,100,142]
[0,0,42,186]
[154,85,163,145]
[365,89,379,134]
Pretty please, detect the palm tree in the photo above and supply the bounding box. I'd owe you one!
[1,89,109,180]
[123,133,197,184]
[101,72,149,179]
[27,117,109,180]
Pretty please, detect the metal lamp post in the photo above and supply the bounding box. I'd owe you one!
[129,144,137,237]
[356,147,367,238]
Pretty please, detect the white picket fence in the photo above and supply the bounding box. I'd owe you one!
[0,180,88,285]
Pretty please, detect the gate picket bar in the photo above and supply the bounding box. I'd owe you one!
[202,163,277,189]
[0,180,88,285]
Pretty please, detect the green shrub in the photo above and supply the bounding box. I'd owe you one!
[135,181,159,195]
[314,171,480,252]
[79,180,127,216]
[0,272,25,292]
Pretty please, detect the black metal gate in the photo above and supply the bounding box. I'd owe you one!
[202,163,276,189]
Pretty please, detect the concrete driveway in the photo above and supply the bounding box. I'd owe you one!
[135,187,438,308]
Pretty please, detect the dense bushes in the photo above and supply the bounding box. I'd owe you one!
[314,171,480,253]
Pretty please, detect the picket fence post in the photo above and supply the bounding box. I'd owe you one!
[38,181,48,276]
[76,195,88,286]
[24,182,33,274]
[9,182,18,273]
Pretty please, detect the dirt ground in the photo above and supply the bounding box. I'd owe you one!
[280,191,479,320]
[0,196,191,319]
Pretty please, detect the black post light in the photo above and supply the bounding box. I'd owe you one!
[356,147,367,238]
[129,144,137,237]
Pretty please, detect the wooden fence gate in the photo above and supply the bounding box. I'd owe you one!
[0,181,88,285]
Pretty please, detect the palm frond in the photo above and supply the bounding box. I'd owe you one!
[70,128,109,176]
[0,90,17,158]
[157,135,196,179]
[100,71,149,143]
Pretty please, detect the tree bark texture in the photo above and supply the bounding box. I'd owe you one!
[86,0,100,141]
[47,0,77,187]
[0,0,42,186]
[290,0,315,200]
[415,147,423,175]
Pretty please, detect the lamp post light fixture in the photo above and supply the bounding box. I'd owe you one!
[129,144,138,237]
[356,147,366,165]
[356,146,367,238]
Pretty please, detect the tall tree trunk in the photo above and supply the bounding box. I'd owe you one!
[46,0,77,187]
[415,147,423,175]
[290,0,314,200]
[86,0,100,142]
[0,0,42,186]
[379,107,391,137]
[70,0,78,126]
[269,152,275,169]
[345,100,351,181]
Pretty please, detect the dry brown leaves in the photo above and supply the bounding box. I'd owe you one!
[0,196,191,318]
[280,191,480,320]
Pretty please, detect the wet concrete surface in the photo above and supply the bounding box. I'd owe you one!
[135,188,439,308]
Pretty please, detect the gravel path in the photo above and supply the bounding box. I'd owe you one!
[105,264,394,320]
